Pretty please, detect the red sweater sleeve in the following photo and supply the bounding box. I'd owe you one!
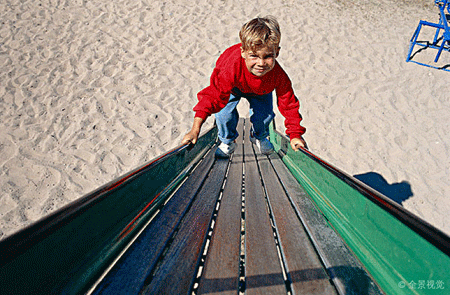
[275,69,306,139]
[193,45,239,120]
[194,67,234,120]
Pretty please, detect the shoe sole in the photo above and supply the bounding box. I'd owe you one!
[215,149,232,158]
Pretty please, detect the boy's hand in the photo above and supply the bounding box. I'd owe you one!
[182,130,200,145]
[290,137,307,151]
[181,117,204,146]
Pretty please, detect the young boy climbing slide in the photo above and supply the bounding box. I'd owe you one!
[182,16,306,157]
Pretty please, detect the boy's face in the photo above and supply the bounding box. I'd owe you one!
[241,46,279,77]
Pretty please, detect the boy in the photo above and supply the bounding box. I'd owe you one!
[182,16,306,157]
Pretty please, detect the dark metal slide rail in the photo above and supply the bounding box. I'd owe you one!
[0,126,217,294]
[272,127,450,256]
[269,124,450,295]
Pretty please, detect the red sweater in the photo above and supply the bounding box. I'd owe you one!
[194,44,305,139]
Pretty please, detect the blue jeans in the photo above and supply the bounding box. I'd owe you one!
[215,88,275,144]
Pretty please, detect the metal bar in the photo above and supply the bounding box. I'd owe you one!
[0,126,218,295]
[273,128,450,256]
[269,123,450,294]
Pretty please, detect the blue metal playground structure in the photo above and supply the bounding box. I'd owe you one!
[407,0,450,71]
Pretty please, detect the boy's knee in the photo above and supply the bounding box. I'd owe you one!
[251,111,275,124]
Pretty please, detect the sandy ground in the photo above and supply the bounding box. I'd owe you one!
[1,0,450,240]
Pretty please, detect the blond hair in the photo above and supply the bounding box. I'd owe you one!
[239,16,281,52]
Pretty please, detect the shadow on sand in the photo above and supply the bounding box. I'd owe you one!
[353,172,413,205]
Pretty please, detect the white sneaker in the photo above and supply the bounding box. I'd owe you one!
[250,133,274,155]
[215,141,236,158]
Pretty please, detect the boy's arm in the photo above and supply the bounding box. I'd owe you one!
[275,75,306,140]
[182,117,205,145]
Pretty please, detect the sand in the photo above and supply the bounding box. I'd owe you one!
[1,0,450,240]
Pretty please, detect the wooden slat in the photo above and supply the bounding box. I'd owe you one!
[257,152,337,294]
[269,154,384,295]
[142,156,230,294]
[198,120,244,295]
[93,147,217,294]
[243,120,286,294]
